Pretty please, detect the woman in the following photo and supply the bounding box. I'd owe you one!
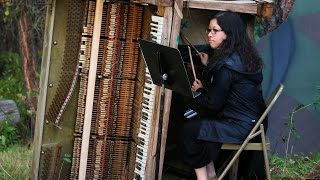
[180,11,266,180]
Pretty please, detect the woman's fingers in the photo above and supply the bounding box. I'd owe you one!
[198,52,209,66]
[192,79,203,89]
[192,79,203,91]
[193,80,199,86]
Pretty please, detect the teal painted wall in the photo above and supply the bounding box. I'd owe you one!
[258,0,320,155]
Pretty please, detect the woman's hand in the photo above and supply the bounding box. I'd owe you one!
[191,79,203,92]
[198,52,209,66]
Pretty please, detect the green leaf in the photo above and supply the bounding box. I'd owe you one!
[4,9,10,17]
[63,153,72,163]
[5,126,16,133]
[1,135,6,146]
[282,136,287,143]
[293,103,305,111]
[63,157,72,163]
[64,154,72,158]
[5,1,11,6]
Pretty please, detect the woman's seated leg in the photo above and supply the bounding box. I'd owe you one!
[195,166,209,180]
[206,161,216,180]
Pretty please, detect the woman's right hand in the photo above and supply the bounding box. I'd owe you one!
[191,79,203,92]
[198,52,209,66]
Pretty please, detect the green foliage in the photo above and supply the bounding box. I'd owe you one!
[281,85,320,176]
[0,120,20,150]
[271,153,320,179]
[314,85,320,106]
[0,52,27,121]
[283,86,320,144]
[2,1,11,23]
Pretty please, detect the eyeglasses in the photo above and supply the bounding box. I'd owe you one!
[206,28,223,34]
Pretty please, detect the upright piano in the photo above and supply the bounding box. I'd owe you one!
[31,0,273,179]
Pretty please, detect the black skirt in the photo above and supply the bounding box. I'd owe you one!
[179,119,222,169]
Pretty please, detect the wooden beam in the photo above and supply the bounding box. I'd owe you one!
[78,0,103,179]
[131,0,173,7]
[157,0,183,179]
[184,0,259,14]
[157,0,174,6]
[31,0,56,179]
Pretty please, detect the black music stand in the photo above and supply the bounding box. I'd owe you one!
[138,38,200,98]
[138,39,199,180]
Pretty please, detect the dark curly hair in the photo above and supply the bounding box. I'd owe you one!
[207,11,263,73]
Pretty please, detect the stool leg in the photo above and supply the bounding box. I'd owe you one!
[260,125,271,180]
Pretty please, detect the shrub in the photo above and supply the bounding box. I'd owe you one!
[0,120,20,150]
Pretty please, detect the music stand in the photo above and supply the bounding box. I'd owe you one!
[137,38,199,98]
[138,39,200,180]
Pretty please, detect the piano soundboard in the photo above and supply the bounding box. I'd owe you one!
[33,0,169,179]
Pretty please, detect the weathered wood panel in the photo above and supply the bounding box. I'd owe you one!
[184,0,259,14]
[132,0,173,6]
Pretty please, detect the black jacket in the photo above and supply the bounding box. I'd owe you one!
[192,52,266,144]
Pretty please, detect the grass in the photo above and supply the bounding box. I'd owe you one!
[0,144,32,179]
[270,153,320,180]
[0,144,319,179]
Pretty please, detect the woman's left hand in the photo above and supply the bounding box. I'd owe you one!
[191,79,203,91]
[198,52,209,66]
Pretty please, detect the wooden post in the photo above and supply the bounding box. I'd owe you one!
[145,6,174,180]
[158,0,183,179]
[78,0,103,179]
[31,0,56,179]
